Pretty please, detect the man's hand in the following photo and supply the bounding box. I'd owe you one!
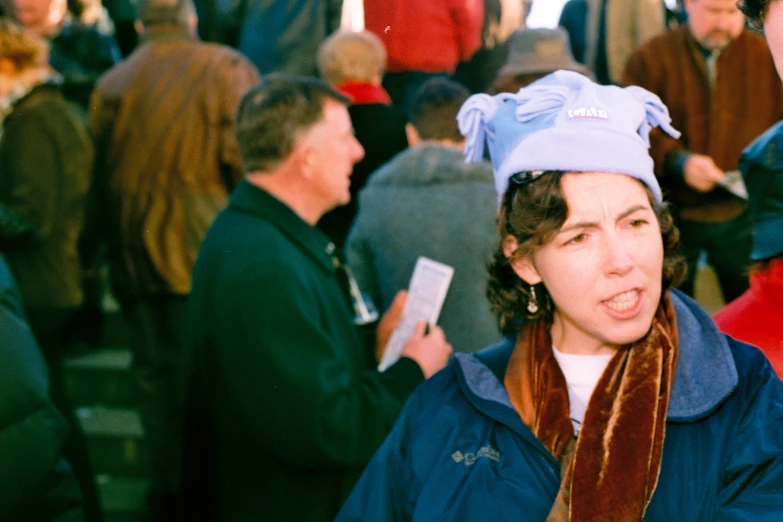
[683,154,726,192]
[401,321,453,379]
[375,290,407,362]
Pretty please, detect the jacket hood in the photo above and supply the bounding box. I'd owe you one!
[453,290,738,423]
[367,145,493,187]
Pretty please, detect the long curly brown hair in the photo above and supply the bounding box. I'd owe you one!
[487,171,687,334]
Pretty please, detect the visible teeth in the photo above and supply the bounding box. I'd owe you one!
[604,290,639,311]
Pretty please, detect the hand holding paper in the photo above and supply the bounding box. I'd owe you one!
[378,257,454,373]
[375,290,407,363]
[400,321,451,378]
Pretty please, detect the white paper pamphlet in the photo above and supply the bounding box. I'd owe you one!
[719,170,748,200]
[377,257,454,372]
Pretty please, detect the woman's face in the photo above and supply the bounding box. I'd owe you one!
[510,172,664,354]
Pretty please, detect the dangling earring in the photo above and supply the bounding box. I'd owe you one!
[527,285,539,314]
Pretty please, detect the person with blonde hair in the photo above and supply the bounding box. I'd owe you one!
[0,15,48,68]
[316,29,408,246]
[1,0,120,110]
[0,16,101,522]
[317,29,386,88]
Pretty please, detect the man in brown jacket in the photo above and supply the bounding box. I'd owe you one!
[624,0,783,302]
[84,0,259,517]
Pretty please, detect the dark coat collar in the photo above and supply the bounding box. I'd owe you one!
[139,27,197,45]
[228,180,337,274]
[453,290,738,423]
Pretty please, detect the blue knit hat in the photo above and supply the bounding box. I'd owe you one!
[457,70,680,202]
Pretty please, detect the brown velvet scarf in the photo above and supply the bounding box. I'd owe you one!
[504,293,678,521]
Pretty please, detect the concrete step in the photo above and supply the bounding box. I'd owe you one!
[76,406,149,478]
[65,348,136,408]
[97,475,150,522]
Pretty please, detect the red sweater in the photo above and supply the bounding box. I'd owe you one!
[714,258,783,377]
[364,0,483,74]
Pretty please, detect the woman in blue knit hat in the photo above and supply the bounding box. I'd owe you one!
[336,70,783,521]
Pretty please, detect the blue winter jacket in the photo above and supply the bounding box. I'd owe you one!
[337,291,783,521]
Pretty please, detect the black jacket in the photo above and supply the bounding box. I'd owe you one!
[0,255,83,521]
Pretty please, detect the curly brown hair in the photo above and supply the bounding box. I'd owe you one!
[738,0,771,28]
[0,17,49,71]
[487,171,687,334]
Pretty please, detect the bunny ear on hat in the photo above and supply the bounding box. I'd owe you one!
[513,84,572,123]
[624,85,681,147]
[458,93,505,162]
[457,70,677,204]
[458,85,571,163]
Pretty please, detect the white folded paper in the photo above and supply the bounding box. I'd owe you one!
[377,257,454,372]
[719,170,748,200]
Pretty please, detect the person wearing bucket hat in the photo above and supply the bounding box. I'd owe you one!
[336,70,783,522]
[489,27,590,94]
[714,122,783,376]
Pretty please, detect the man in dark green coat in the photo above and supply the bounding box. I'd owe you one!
[0,254,83,521]
[181,74,453,521]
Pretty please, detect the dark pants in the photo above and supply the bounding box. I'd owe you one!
[122,295,189,505]
[675,212,752,303]
[27,308,104,522]
[383,71,450,113]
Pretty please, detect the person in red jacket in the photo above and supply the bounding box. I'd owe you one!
[713,122,783,377]
[364,0,483,110]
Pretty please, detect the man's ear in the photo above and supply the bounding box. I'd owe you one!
[405,123,420,147]
[502,235,542,286]
[298,142,317,178]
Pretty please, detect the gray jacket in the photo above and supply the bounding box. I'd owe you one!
[346,145,501,353]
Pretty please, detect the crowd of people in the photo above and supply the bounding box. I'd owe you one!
[0,0,782,520]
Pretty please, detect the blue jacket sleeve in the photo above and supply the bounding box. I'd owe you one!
[717,351,783,520]
[335,391,418,522]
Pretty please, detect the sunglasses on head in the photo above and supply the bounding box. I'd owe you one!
[508,170,548,187]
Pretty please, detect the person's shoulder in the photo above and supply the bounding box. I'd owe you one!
[204,205,287,254]
[713,292,756,328]
[400,363,465,422]
[349,102,407,125]
[737,28,773,49]
[630,25,682,59]
[198,41,259,70]
[92,51,134,90]
[396,351,514,460]
[725,336,783,419]
[197,214,310,296]
[3,92,59,134]
[57,19,110,43]
[363,148,418,187]
[728,336,779,383]
[0,306,49,402]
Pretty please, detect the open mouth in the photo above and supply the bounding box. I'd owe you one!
[603,289,641,312]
